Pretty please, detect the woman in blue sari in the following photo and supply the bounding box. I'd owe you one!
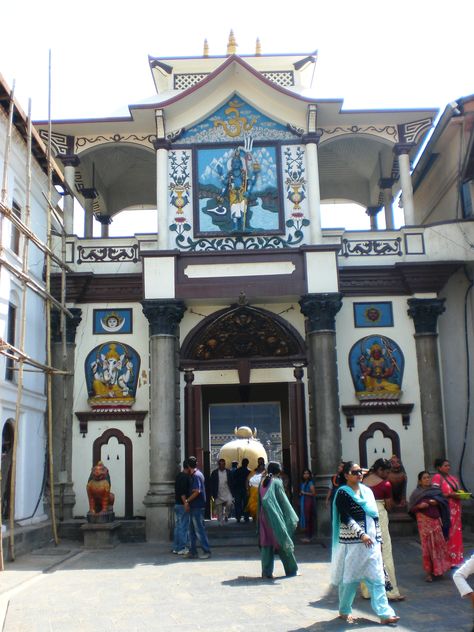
[331,461,399,625]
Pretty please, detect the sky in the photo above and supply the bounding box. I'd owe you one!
[1,0,473,233]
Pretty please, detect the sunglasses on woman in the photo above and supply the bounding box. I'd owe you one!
[350,470,363,475]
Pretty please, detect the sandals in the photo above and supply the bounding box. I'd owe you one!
[380,615,400,625]
[338,614,356,624]
[388,595,406,602]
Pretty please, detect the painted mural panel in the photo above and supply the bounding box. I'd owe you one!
[178,97,297,144]
[353,302,393,328]
[93,309,133,334]
[85,342,140,409]
[194,144,281,236]
[349,335,404,401]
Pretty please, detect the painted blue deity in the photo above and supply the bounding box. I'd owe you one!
[197,144,279,234]
[349,335,404,401]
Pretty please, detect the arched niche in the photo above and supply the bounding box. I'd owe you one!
[358,421,401,469]
[92,428,133,518]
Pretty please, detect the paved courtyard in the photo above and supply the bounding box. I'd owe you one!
[1,536,473,632]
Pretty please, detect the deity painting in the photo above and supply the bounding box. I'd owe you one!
[85,342,140,409]
[353,302,393,328]
[194,144,282,236]
[93,309,133,335]
[349,335,404,401]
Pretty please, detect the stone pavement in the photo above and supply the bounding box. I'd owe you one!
[1,536,473,632]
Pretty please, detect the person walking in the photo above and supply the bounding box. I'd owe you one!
[360,458,405,601]
[172,459,191,555]
[299,468,316,543]
[184,456,211,559]
[233,458,250,523]
[258,461,299,579]
[331,461,399,625]
[210,458,234,525]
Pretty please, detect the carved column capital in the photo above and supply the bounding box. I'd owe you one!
[141,299,186,336]
[407,297,445,334]
[152,138,171,151]
[393,142,416,156]
[59,154,80,168]
[379,177,394,190]
[299,293,343,333]
[51,308,82,343]
[302,132,322,145]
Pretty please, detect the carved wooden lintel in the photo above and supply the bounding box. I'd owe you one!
[341,402,414,431]
[75,410,148,437]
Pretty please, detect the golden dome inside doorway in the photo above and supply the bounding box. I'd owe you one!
[218,426,268,469]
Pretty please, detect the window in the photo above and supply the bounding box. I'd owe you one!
[5,303,16,381]
[10,201,21,255]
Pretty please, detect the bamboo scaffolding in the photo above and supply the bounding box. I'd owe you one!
[8,99,33,561]
[45,50,59,548]
[0,255,72,316]
[0,200,71,271]
[0,339,71,375]
[1,56,69,567]
[0,79,15,573]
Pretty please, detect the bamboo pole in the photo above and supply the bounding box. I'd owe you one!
[8,99,33,561]
[46,50,59,547]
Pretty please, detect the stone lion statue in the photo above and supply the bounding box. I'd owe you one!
[86,461,115,514]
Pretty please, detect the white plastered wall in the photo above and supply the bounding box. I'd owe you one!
[72,303,150,517]
[336,296,424,497]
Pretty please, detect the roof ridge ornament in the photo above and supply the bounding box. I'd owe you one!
[255,37,261,56]
[203,38,209,57]
[227,30,237,56]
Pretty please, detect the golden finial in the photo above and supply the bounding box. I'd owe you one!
[255,37,261,56]
[227,29,237,55]
[203,38,209,57]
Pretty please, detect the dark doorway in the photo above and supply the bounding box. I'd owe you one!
[1,421,14,520]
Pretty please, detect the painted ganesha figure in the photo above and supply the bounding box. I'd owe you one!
[85,341,140,409]
[86,461,115,517]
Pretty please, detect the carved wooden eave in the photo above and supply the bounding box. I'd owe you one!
[339,261,462,296]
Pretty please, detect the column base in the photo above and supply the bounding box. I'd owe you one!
[53,482,76,521]
[143,493,173,542]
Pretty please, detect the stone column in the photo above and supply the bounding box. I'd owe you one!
[299,292,343,535]
[51,307,82,520]
[407,298,446,470]
[95,213,112,238]
[59,154,80,235]
[394,144,416,226]
[303,105,322,244]
[379,177,394,229]
[81,188,97,238]
[366,206,382,231]
[141,299,186,541]
[153,111,170,250]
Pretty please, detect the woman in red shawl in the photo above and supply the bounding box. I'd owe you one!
[431,458,463,567]
[408,470,451,581]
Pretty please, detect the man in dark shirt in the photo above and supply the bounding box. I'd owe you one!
[233,458,250,523]
[184,456,211,559]
[172,459,191,554]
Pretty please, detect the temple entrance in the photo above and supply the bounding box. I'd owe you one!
[181,302,308,514]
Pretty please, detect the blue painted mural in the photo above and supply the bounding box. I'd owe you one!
[349,335,404,401]
[85,342,140,409]
[196,144,280,234]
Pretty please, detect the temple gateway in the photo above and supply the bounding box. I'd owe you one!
[29,34,474,539]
